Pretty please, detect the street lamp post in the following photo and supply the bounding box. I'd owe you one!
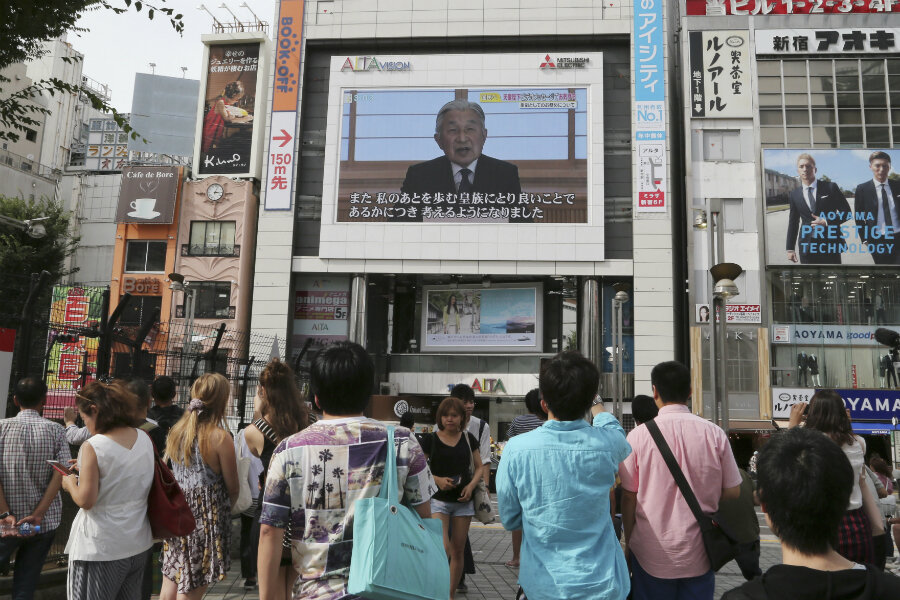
[610,285,629,422]
[169,272,196,402]
[710,262,742,434]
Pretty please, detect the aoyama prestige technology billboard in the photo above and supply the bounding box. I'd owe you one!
[318,52,605,262]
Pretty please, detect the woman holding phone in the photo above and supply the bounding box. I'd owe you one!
[420,396,483,600]
[61,380,155,600]
[160,373,239,600]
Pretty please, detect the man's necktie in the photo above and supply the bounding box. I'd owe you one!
[458,168,473,194]
[806,187,816,215]
[881,183,893,228]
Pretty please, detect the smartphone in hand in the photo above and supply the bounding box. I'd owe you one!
[46,460,73,476]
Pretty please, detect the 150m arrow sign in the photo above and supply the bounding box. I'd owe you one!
[264,0,304,211]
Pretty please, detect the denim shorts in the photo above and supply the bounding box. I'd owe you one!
[430,497,475,517]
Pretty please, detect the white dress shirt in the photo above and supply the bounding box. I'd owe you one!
[874,178,898,235]
[451,159,478,190]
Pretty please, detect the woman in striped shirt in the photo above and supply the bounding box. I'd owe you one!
[503,388,546,567]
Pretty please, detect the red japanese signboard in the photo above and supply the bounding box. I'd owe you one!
[686,0,897,15]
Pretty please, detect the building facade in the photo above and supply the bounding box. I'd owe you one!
[249,0,682,436]
[681,1,900,463]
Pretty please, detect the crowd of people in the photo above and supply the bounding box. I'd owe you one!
[0,345,899,600]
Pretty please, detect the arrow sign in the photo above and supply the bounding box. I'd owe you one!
[273,129,292,147]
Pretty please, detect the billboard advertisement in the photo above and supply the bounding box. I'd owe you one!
[115,166,182,224]
[44,285,105,419]
[319,52,605,262]
[421,284,543,354]
[688,30,751,119]
[686,1,895,15]
[292,275,350,355]
[764,149,900,266]
[197,41,263,176]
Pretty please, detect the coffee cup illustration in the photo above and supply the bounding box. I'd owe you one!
[130,197,158,218]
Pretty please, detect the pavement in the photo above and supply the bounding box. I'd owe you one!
[197,509,785,600]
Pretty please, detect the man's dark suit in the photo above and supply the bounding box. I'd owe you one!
[399,154,522,222]
[853,178,900,265]
[785,180,851,264]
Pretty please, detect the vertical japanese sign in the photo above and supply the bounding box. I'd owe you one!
[633,0,667,213]
[264,0,305,210]
[44,286,105,419]
[689,31,751,118]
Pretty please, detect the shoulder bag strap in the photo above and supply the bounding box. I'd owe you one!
[379,426,399,502]
[253,418,280,446]
[644,419,712,531]
[478,418,486,442]
[461,430,477,478]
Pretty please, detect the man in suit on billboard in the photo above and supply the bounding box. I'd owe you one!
[853,151,900,265]
[785,153,851,264]
[401,100,522,221]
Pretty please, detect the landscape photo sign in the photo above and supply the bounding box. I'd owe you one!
[763,148,900,266]
[115,166,181,224]
[198,42,261,175]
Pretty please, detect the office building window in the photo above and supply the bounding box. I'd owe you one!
[24,128,37,142]
[119,295,162,326]
[125,241,167,272]
[191,281,232,319]
[759,58,900,148]
[189,222,236,256]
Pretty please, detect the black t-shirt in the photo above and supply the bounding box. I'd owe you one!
[420,431,478,503]
[148,404,184,439]
[721,564,900,600]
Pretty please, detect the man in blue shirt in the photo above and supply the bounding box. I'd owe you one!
[497,351,631,600]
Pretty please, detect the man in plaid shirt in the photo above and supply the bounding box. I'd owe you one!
[0,377,71,600]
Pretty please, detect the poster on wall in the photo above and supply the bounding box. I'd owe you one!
[43,285,105,419]
[115,166,181,224]
[335,86,589,224]
[292,275,350,356]
[421,285,542,353]
[197,43,261,175]
[688,30,751,118]
[633,0,667,213]
[763,148,900,266]
[695,303,761,323]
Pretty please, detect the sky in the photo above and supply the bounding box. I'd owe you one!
[71,1,277,112]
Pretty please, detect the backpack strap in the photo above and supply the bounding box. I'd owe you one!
[139,420,159,432]
[477,418,486,444]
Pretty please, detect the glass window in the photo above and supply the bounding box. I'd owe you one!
[760,110,784,126]
[866,127,890,145]
[782,61,807,76]
[188,222,236,256]
[783,76,808,94]
[862,75,886,91]
[811,109,835,125]
[786,128,810,144]
[811,127,838,146]
[757,77,782,94]
[190,281,232,319]
[124,241,167,272]
[118,295,162,326]
[864,109,889,124]
[760,127,785,146]
[839,127,863,144]
[758,94,784,108]
[807,61,833,76]
[785,109,809,126]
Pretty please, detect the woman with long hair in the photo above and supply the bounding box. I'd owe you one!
[443,294,460,334]
[244,358,309,599]
[62,381,155,600]
[200,80,245,153]
[421,396,483,600]
[160,373,239,600]
[791,390,882,565]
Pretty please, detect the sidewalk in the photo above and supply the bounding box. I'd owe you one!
[200,520,783,600]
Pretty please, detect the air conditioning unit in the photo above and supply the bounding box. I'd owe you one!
[379,381,399,396]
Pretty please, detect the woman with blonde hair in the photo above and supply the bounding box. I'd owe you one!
[160,373,239,600]
[63,381,155,599]
[244,358,309,597]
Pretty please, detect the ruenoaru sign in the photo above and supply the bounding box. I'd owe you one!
[772,387,900,421]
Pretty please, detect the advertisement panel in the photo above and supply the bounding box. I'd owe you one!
[772,387,900,421]
[44,285,105,419]
[197,42,261,176]
[115,166,182,224]
[421,284,543,354]
[85,118,129,172]
[292,275,350,355]
[264,0,305,210]
[695,303,761,323]
[756,28,900,55]
[763,148,900,266]
[686,1,897,15]
[320,52,604,262]
[634,0,667,213]
[335,86,589,224]
[688,30,752,118]
[770,324,890,346]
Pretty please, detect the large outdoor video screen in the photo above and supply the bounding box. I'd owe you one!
[764,148,899,266]
[319,52,605,263]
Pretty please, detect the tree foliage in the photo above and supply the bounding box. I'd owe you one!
[1,0,184,142]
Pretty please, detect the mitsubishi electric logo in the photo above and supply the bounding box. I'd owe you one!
[540,55,589,69]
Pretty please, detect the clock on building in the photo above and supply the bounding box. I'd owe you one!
[206,182,225,202]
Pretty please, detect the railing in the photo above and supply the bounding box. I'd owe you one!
[212,21,269,34]
[0,148,60,181]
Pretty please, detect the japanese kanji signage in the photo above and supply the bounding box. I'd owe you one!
[44,285,105,419]
[689,30,752,118]
[695,303,762,323]
[756,28,899,55]
[292,275,349,355]
[86,118,129,172]
[687,0,899,15]
[634,0,668,213]
[264,0,305,210]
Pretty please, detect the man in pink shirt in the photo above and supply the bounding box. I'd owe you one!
[619,361,742,600]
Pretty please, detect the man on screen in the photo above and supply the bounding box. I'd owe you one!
[785,153,851,264]
[401,100,522,221]
[853,151,900,265]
